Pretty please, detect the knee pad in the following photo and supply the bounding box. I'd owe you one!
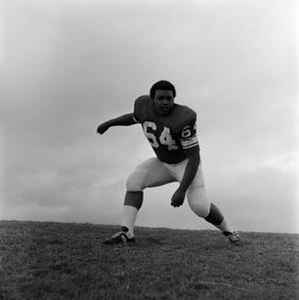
[126,168,147,191]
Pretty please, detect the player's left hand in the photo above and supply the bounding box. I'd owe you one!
[171,188,186,207]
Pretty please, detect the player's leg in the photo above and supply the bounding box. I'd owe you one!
[187,186,239,242]
[187,168,240,243]
[165,160,210,217]
[204,202,234,234]
[204,202,240,243]
[103,157,176,245]
[168,161,239,243]
[123,157,176,237]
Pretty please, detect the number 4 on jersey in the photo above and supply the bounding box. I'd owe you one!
[159,127,178,150]
[143,121,178,151]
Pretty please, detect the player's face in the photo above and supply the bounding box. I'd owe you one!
[152,90,175,116]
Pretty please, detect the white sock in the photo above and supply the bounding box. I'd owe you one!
[122,205,138,238]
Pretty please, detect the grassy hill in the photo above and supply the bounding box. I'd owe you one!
[0,221,298,300]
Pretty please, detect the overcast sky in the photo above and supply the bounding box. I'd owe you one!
[1,0,298,233]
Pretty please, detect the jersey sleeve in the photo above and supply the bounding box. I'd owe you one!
[179,115,199,150]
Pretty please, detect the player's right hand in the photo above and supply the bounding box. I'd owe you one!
[97,122,110,135]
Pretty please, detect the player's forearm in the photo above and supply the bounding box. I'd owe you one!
[106,113,136,127]
[178,154,200,192]
[97,113,137,134]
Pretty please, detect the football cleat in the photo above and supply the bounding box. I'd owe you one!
[102,228,136,245]
[223,231,241,245]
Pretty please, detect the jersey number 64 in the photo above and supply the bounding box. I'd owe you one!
[142,121,179,151]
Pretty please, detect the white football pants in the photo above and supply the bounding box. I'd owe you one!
[126,157,211,218]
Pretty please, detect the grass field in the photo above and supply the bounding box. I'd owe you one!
[0,221,298,300]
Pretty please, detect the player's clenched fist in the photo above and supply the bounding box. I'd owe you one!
[171,188,186,207]
[97,122,110,134]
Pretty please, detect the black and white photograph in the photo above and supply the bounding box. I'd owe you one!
[1,0,298,299]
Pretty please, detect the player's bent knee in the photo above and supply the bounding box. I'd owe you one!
[187,191,210,218]
[126,168,147,191]
[189,202,210,218]
[187,186,210,218]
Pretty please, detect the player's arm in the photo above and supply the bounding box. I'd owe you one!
[178,147,200,192]
[97,113,137,134]
[171,118,200,207]
[171,147,200,207]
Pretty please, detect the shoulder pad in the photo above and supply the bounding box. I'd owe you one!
[174,105,197,129]
[134,95,151,123]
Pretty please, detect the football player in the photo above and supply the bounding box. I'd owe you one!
[97,80,241,245]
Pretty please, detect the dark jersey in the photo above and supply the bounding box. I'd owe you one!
[133,95,199,164]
